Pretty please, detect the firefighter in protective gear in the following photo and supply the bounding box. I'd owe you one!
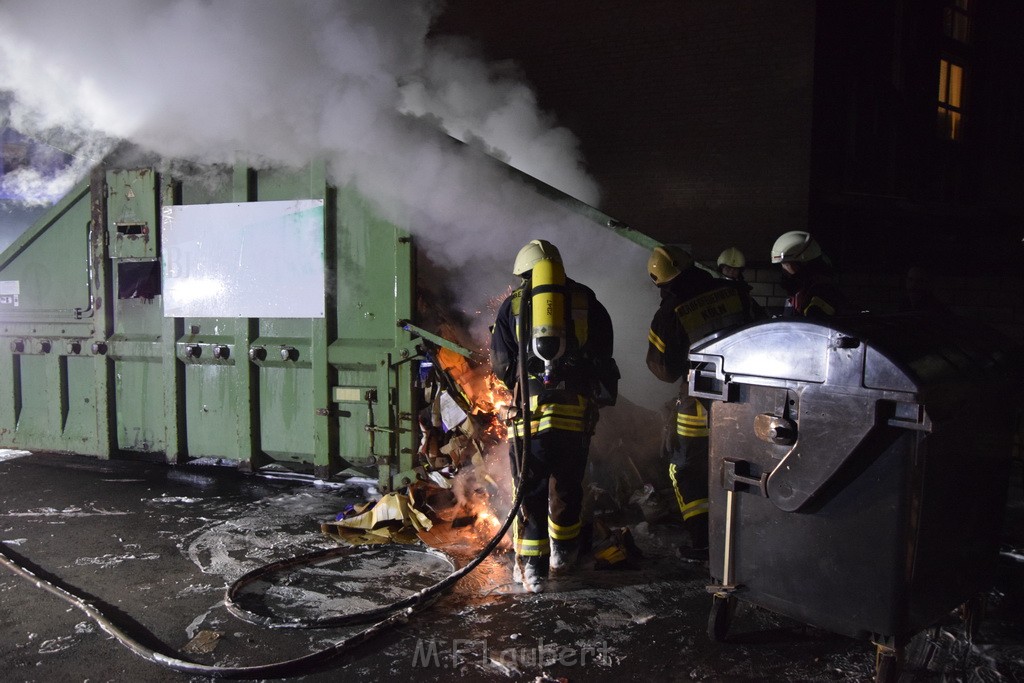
[716,247,746,281]
[491,239,617,593]
[771,231,852,318]
[716,246,767,318]
[646,245,755,554]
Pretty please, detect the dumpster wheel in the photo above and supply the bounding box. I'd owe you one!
[707,593,736,642]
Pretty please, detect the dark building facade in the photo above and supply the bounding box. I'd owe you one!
[434,1,1024,336]
[809,0,1024,273]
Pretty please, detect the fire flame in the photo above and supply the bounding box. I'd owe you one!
[470,505,510,549]
[418,290,514,550]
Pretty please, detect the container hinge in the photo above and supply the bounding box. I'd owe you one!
[753,414,797,445]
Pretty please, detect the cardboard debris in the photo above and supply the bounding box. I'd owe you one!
[438,417,486,470]
[427,470,453,489]
[321,491,433,545]
[180,630,222,655]
[439,390,468,432]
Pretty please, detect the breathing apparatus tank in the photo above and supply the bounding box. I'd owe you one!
[529,257,567,384]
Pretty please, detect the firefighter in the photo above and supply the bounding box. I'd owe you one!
[717,246,767,318]
[646,245,755,556]
[770,230,852,317]
[716,246,746,281]
[490,239,617,593]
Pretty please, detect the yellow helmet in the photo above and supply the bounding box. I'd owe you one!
[717,247,746,270]
[771,231,821,264]
[647,245,693,285]
[513,239,562,276]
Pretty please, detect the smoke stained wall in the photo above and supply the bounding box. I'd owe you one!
[0,0,673,411]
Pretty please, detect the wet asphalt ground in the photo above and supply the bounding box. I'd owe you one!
[1,449,1022,682]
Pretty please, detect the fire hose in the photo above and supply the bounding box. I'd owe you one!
[0,482,525,678]
[0,302,535,678]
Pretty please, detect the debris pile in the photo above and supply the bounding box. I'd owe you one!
[323,311,685,571]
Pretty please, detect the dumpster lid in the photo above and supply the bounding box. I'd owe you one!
[689,313,1016,393]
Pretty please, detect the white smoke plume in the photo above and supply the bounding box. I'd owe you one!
[0,0,671,411]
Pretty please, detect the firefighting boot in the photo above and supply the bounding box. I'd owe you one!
[677,515,709,563]
[512,555,547,593]
[550,541,579,575]
[687,514,709,549]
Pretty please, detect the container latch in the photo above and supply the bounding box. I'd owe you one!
[721,457,769,497]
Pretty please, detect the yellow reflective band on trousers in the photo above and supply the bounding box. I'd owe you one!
[512,516,551,556]
[514,537,551,557]
[669,463,709,521]
[548,518,582,541]
[676,401,709,438]
[648,328,666,353]
[512,394,589,435]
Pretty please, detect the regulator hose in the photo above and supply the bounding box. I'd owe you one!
[0,290,536,678]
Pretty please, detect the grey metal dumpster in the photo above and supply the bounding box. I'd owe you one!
[688,313,1020,678]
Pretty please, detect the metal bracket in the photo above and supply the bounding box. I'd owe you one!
[397,320,474,358]
[689,357,730,401]
[721,457,769,497]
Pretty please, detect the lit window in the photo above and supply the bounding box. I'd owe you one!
[937,59,964,140]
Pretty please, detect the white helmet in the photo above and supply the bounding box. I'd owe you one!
[717,247,746,270]
[513,239,562,276]
[771,231,821,264]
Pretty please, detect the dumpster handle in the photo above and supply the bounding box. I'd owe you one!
[722,457,769,497]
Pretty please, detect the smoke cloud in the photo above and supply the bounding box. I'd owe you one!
[0,0,672,411]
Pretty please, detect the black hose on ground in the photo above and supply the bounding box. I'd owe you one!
[0,477,525,678]
[0,288,536,678]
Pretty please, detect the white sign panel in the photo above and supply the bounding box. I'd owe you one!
[162,200,325,318]
[0,280,19,307]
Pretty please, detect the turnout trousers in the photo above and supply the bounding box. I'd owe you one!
[665,393,710,548]
[508,427,590,574]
